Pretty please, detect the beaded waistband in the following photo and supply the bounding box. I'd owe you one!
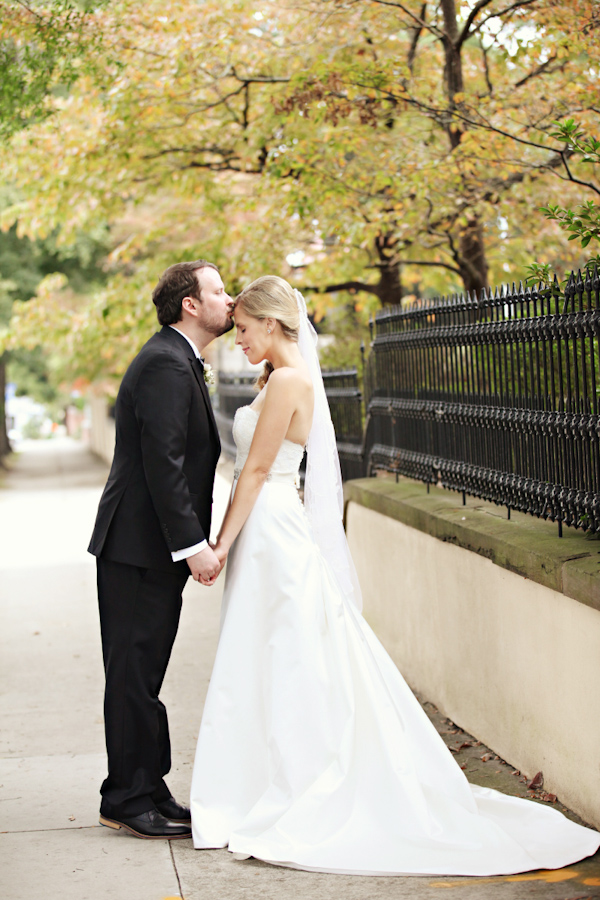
[233,468,299,487]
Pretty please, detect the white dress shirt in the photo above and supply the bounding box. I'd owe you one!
[168,326,208,562]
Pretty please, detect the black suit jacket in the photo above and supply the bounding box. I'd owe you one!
[88,326,221,574]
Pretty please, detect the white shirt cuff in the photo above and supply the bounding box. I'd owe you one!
[171,539,208,562]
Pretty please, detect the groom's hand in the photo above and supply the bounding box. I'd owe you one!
[187,545,221,583]
[198,542,228,586]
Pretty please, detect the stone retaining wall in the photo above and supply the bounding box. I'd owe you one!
[86,395,115,466]
[344,476,600,829]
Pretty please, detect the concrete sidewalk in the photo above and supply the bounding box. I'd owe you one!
[1,438,599,900]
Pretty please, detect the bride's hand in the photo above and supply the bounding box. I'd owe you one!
[214,540,229,569]
[200,541,229,586]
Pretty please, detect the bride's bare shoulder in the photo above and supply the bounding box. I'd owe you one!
[268,366,312,394]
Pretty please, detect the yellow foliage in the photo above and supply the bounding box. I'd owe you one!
[1,0,596,382]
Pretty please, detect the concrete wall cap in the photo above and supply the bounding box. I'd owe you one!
[344,477,600,613]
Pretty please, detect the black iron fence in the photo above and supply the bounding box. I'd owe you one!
[363,266,600,535]
[319,369,364,481]
[215,369,364,482]
[216,265,600,535]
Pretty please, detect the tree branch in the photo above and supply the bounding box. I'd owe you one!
[402,259,461,273]
[514,54,565,88]
[464,0,540,44]
[561,153,600,196]
[140,143,272,175]
[230,66,290,85]
[301,281,383,297]
[481,41,493,95]
[423,227,481,286]
[407,3,427,72]
[457,0,495,47]
[367,0,445,38]
[183,84,248,115]
[350,79,562,155]
[142,145,239,161]
[242,82,250,130]
[322,280,383,296]
[14,0,45,21]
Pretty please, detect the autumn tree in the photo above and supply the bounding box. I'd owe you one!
[275,0,599,300]
[1,0,598,385]
[0,0,102,454]
[0,0,102,138]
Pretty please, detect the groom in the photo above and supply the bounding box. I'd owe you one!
[89,260,233,839]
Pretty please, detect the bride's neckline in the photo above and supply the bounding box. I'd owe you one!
[238,404,305,450]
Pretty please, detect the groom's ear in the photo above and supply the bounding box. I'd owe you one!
[181,296,200,317]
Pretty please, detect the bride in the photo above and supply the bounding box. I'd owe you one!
[189,275,600,876]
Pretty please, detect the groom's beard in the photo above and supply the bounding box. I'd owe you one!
[206,312,235,338]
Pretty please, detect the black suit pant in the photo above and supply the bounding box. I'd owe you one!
[97,558,189,817]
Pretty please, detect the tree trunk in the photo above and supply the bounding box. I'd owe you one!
[439,0,464,149]
[439,0,489,297]
[314,232,404,306]
[377,260,403,305]
[457,216,489,295]
[0,356,11,458]
[374,230,403,306]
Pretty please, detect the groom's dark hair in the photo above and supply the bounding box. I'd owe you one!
[152,260,219,325]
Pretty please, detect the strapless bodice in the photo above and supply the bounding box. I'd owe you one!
[232,405,304,479]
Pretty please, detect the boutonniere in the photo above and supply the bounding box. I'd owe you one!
[203,362,215,385]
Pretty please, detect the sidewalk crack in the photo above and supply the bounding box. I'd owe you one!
[169,841,186,900]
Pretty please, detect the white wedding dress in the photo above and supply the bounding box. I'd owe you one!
[190,404,600,876]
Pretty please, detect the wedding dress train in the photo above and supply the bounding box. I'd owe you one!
[190,404,600,876]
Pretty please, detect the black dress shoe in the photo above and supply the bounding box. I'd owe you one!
[99,807,192,839]
[155,796,192,823]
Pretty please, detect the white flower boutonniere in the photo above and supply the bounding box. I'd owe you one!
[203,362,215,385]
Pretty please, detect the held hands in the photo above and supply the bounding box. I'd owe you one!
[197,540,229,587]
[187,544,222,584]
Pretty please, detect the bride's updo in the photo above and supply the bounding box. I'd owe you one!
[235,275,301,389]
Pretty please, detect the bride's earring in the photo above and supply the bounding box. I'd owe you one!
[267,327,272,334]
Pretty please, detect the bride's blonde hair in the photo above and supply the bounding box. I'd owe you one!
[235,275,300,389]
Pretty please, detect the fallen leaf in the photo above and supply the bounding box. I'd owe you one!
[481,753,493,762]
[449,741,472,753]
[527,771,544,790]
